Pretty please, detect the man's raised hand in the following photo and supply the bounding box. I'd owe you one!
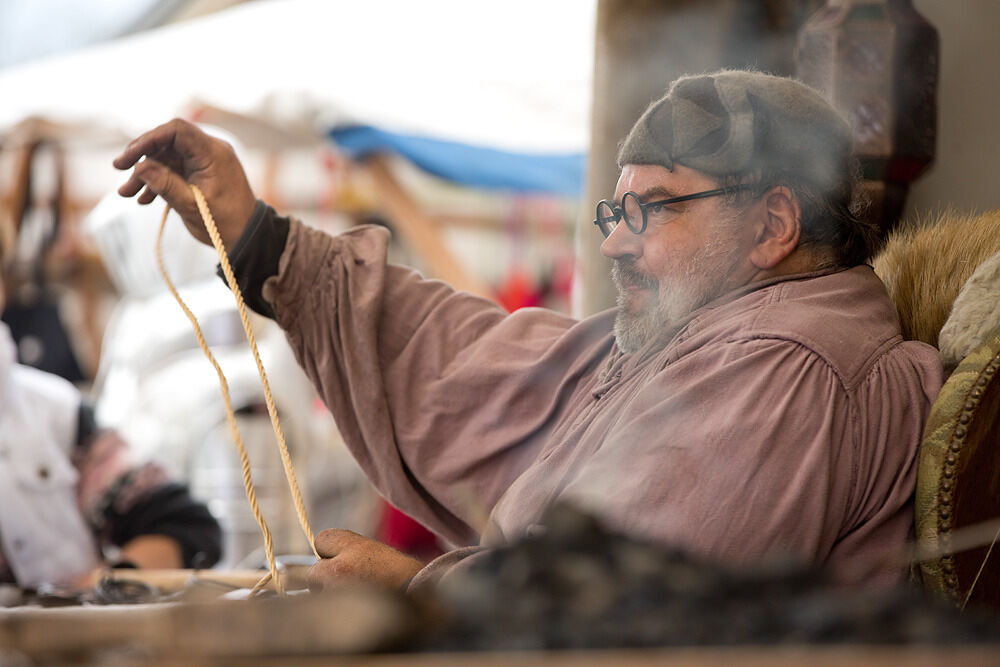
[113,118,257,248]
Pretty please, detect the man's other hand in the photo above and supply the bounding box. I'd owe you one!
[113,118,257,249]
[307,529,424,592]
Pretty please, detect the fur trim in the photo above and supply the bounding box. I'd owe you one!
[939,247,1000,370]
[873,209,1000,358]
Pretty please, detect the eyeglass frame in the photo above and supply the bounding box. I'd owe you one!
[593,184,753,238]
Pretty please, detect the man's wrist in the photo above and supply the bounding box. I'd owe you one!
[216,200,290,319]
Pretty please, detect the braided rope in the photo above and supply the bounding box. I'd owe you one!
[156,184,320,594]
[155,203,280,594]
[189,186,318,559]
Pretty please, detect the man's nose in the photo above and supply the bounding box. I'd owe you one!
[600,221,643,260]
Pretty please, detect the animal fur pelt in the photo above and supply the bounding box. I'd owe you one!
[873,209,1000,369]
[939,244,1000,370]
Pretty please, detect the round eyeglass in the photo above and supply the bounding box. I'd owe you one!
[593,185,752,238]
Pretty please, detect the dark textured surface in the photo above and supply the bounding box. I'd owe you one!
[421,505,1000,651]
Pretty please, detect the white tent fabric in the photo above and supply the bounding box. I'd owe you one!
[0,0,595,154]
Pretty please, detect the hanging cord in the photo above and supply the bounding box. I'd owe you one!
[961,523,1000,610]
[155,184,319,595]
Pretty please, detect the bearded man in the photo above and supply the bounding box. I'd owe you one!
[114,70,942,591]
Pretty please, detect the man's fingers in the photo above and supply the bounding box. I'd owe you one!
[137,186,158,206]
[114,118,253,248]
[307,530,424,591]
[116,171,148,198]
[113,118,210,172]
[306,559,343,593]
[123,157,199,218]
[113,119,181,170]
[314,529,362,558]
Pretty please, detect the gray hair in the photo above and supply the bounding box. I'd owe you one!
[720,157,880,269]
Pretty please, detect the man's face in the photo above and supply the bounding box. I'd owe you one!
[600,163,753,353]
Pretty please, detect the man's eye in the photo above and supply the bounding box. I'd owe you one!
[647,203,676,217]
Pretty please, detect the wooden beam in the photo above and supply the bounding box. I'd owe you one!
[363,155,492,299]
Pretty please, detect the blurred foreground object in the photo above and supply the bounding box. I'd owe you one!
[1,505,996,664]
[428,504,999,650]
[0,585,422,661]
[797,0,939,233]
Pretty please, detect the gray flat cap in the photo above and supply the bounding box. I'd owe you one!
[618,69,852,191]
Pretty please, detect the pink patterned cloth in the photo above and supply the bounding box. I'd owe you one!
[73,429,171,535]
[73,430,135,514]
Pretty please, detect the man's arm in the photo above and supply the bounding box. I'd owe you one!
[115,120,611,545]
[113,120,614,566]
[256,216,614,546]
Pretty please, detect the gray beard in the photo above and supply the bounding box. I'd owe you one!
[612,267,704,354]
[611,236,741,355]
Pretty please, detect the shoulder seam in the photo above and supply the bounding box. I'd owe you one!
[729,331,902,392]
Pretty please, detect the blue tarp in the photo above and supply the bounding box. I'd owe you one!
[329,125,585,197]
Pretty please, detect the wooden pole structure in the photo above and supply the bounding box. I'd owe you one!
[364,155,492,300]
[578,1,725,316]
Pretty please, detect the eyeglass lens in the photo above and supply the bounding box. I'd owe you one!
[621,192,646,235]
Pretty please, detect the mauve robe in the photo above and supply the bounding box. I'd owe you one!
[240,210,942,588]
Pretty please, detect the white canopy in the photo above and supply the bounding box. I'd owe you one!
[0,0,595,154]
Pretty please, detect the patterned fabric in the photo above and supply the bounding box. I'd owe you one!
[71,407,171,533]
[73,428,136,522]
[617,69,852,191]
[916,330,1000,601]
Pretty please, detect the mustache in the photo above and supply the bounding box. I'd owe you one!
[612,261,657,291]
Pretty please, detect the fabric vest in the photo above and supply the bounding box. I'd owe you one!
[0,325,99,587]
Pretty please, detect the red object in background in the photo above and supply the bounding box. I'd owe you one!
[495,269,543,313]
[376,500,444,563]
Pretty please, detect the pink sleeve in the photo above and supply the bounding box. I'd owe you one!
[262,222,610,545]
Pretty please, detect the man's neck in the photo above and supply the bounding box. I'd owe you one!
[750,247,836,284]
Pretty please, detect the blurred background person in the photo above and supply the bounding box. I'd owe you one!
[0,205,222,591]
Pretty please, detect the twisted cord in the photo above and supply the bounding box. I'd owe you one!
[961,524,1000,610]
[248,571,273,598]
[155,203,282,595]
[189,185,319,560]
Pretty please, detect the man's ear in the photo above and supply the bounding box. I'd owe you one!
[748,186,801,270]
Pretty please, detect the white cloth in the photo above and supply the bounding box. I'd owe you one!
[0,323,99,587]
